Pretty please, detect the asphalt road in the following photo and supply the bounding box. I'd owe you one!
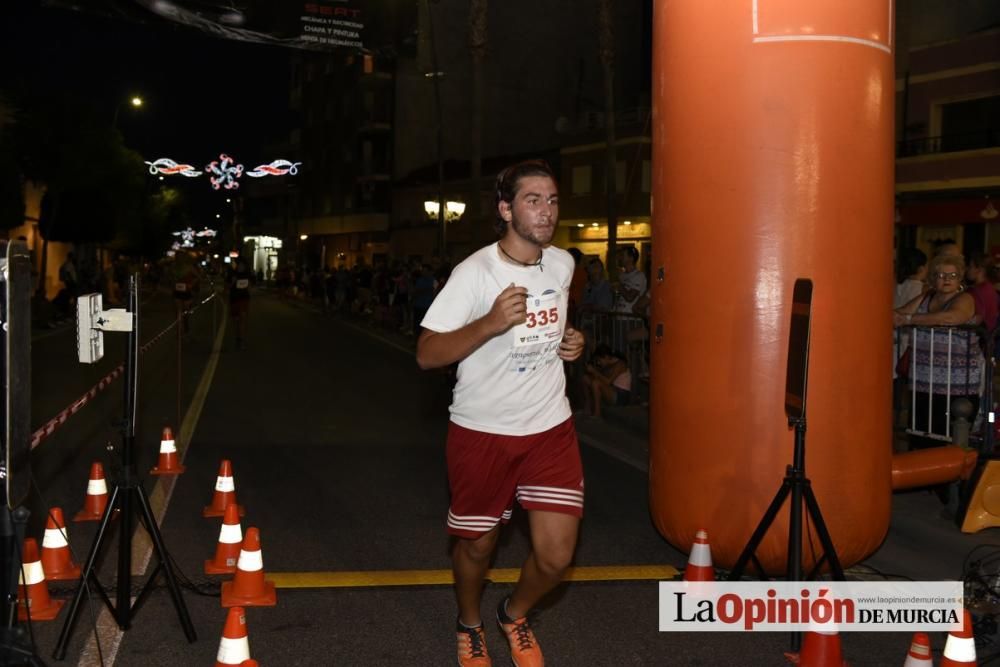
[20,290,997,666]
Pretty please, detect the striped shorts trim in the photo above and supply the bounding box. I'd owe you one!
[446,418,584,539]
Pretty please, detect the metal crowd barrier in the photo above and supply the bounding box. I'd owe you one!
[894,323,993,453]
[576,310,648,401]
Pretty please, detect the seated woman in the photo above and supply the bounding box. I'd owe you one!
[894,254,982,442]
[583,344,632,418]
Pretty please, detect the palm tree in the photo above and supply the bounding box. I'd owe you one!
[598,0,618,281]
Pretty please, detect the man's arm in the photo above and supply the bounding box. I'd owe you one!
[416,284,528,370]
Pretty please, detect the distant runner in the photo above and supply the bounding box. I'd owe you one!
[171,253,200,335]
[229,257,252,349]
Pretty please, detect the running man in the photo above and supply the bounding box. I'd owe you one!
[417,160,586,667]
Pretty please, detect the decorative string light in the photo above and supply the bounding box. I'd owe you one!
[145,153,302,190]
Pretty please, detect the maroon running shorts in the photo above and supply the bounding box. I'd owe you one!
[445,417,584,539]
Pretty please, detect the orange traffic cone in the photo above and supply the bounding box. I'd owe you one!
[941,609,976,666]
[221,528,276,607]
[206,503,244,575]
[204,460,245,518]
[683,529,715,582]
[215,606,253,667]
[240,661,259,667]
[40,508,81,581]
[150,426,185,475]
[786,626,848,666]
[903,632,933,666]
[74,462,110,522]
[18,538,64,621]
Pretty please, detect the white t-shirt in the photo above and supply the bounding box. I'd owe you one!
[421,243,574,436]
[894,278,924,309]
[614,268,648,313]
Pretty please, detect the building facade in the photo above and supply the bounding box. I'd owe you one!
[894,27,1000,257]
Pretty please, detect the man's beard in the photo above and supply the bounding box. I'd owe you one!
[510,216,554,246]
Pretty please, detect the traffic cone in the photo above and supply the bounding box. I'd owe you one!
[204,459,245,518]
[221,528,276,607]
[17,538,64,621]
[206,503,243,575]
[150,426,185,475]
[941,609,976,666]
[74,461,110,522]
[903,632,933,666]
[240,661,259,667]
[40,508,81,581]
[786,626,849,666]
[215,606,253,667]
[683,529,715,582]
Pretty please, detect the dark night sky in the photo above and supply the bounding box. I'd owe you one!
[1,1,295,167]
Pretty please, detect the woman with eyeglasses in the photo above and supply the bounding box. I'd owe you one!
[894,254,982,441]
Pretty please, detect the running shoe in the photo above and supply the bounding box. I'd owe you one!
[496,597,543,667]
[456,619,491,666]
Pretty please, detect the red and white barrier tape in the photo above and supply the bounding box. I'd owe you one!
[29,293,217,450]
[30,364,124,449]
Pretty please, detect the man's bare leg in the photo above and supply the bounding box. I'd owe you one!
[453,526,500,626]
[507,511,580,619]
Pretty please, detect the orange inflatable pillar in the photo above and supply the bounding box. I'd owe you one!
[650,0,894,572]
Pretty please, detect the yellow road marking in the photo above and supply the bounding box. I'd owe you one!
[269,565,678,589]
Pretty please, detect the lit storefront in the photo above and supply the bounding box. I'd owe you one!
[242,235,283,279]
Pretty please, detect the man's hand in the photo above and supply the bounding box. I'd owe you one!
[486,284,528,334]
[558,327,585,361]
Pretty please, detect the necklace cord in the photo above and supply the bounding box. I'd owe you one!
[498,243,544,271]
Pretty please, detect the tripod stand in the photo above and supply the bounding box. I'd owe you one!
[727,279,843,652]
[53,276,195,660]
[727,415,845,583]
[1,507,44,666]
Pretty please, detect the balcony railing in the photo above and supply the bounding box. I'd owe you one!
[897,129,1000,158]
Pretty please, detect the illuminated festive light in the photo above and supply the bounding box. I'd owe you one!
[246,159,302,178]
[172,229,195,248]
[205,153,244,190]
[172,226,216,248]
[146,154,301,189]
[145,158,202,177]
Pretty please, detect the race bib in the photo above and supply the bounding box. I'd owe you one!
[512,290,564,347]
[175,282,188,292]
[236,279,249,289]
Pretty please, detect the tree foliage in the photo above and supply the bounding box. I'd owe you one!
[10,93,160,249]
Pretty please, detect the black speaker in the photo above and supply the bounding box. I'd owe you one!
[784,278,812,422]
[0,240,31,510]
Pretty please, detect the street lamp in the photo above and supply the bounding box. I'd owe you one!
[424,200,466,223]
[112,94,144,129]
